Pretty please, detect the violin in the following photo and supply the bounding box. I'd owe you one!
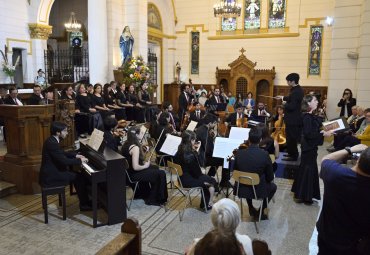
[228,140,250,161]
[180,112,190,131]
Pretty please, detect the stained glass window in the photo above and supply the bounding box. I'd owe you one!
[268,0,287,28]
[222,17,237,31]
[191,32,200,74]
[244,0,261,30]
[308,26,323,76]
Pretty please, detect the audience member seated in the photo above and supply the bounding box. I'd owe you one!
[103,83,125,120]
[317,144,370,255]
[243,91,255,109]
[28,85,43,105]
[92,83,111,119]
[39,121,91,211]
[174,130,217,211]
[198,92,207,107]
[4,87,23,105]
[252,102,271,123]
[103,116,121,152]
[60,85,76,102]
[334,108,370,150]
[121,126,168,206]
[233,127,276,220]
[186,198,253,255]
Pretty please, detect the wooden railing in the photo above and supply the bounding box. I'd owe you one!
[96,218,141,255]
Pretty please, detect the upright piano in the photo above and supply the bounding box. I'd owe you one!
[79,141,127,228]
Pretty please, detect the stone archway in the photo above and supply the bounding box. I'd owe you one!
[37,0,55,25]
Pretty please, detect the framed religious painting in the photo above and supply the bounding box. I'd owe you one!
[191,31,200,74]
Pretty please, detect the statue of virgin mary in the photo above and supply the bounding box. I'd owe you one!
[119,26,134,66]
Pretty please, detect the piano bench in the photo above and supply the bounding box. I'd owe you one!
[41,186,67,224]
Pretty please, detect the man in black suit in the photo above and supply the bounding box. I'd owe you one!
[225,102,247,127]
[251,102,271,123]
[3,87,23,105]
[205,88,228,112]
[39,121,91,211]
[28,85,43,105]
[233,127,276,219]
[280,73,304,161]
[190,101,205,123]
[178,84,191,121]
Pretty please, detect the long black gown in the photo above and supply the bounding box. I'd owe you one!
[291,113,323,202]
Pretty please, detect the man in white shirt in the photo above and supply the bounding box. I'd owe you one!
[4,87,23,105]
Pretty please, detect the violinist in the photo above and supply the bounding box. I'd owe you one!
[154,112,180,155]
[190,101,205,124]
[251,102,271,123]
[196,113,232,188]
[225,103,247,128]
[103,115,121,152]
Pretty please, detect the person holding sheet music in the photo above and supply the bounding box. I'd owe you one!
[121,126,168,206]
[196,114,231,188]
[175,130,217,211]
[291,95,332,205]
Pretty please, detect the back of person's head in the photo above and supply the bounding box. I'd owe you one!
[158,111,170,126]
[235,102,243,110]
[200,113,218,126]
[301,94,315,112]
[162,101,171,110]
[211,198,241,234]
[194,229,245,255]
[358,148,370,175]
[286,73,300,84]
[248,127,262,145]
[181,130,196,145]
[103,116,118,131]
[50,121,67,135]
[126,126,140,144]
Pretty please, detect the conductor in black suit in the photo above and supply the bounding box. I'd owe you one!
[280,73,304,161]
[28,85,43,105]
[233,127,276,219]
[39,121,91,211]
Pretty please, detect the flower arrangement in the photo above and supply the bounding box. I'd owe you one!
[0,45,19,83]
[120,56,151,86]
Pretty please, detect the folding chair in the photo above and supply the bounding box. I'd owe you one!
[167,161,208,221]
[125,170,141,211]
[232,170,269,233]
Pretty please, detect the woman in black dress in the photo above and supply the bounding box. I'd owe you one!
[127,84,145,123]
[116,83,134,121]
[337,88,356,118]
[138,83,153,122]
[291,95,332,204]
[92,83,111,120]
[103,83,126,120]
[174,130,217,211]
[121,126,168,206]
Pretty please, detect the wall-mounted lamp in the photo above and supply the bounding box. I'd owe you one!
[326,16,334,26]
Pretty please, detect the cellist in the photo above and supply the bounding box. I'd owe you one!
[225,102,248,128]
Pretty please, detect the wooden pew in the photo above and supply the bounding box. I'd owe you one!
[96,218,141,255]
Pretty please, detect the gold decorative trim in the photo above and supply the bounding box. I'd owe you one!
[208,32,299,40]
[38,0,54,24]
[6,38,33,55]
[215,27,291,37]
[148,27,176,39]
[176,24,209,34]
[28,23,53,39]
[299,17,325,28]
[171,0,178,25]
[168,48,176,50]
[148,36,164,102]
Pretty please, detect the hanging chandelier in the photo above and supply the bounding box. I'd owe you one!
[64,12,81,32]
[213,0,242,18]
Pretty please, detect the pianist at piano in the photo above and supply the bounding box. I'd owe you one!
[39,121,92,211]
[121,126,168,206]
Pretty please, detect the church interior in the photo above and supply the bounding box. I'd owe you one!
[0,0,370,254]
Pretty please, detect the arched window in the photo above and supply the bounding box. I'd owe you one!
[244,0,261,30]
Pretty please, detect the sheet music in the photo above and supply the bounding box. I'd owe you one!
[323,117,347,132]
[159,134,182,156]
[186,121,198,131]
[229,127,250,140]
[87,128,104,151]
[138,125,147,140]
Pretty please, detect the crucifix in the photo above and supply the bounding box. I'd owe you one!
[240,48,246,55]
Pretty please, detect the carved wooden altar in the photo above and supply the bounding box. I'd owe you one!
[216,49,276,110]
